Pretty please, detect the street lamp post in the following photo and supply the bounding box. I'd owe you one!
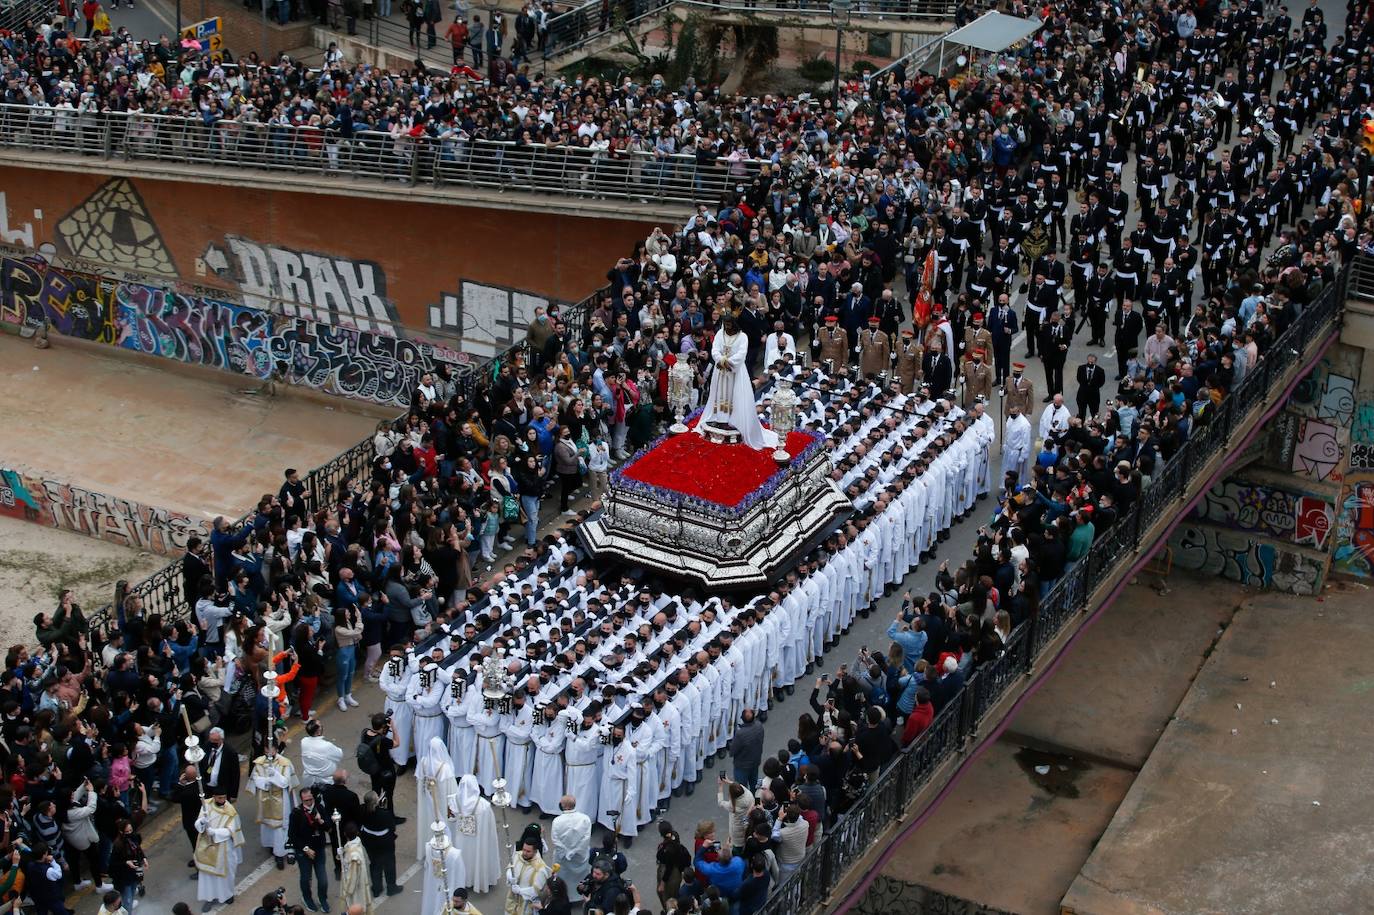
[830,0,853,104]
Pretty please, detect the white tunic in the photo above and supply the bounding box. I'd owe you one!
[502,703,537,808]
[416,737,460,859]
[421,840,466,915]
[551,809,592,901]
[379,655,415,765]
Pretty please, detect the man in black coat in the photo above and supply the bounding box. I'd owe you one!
[288,786,333,910]
[182,538,211,615]
[1076,353,1107,420]
[321,771,363,880]
[200,727,240,802]
[1038,309,1070,400]
[921,342,953,399]
[1113,299,1145,379]
[929,657,966,713]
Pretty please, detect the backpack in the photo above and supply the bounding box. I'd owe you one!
[355,733,384,775]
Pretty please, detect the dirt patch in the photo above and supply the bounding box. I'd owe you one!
[0,515,167,649]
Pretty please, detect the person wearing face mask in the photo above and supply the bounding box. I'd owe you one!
[195,792,246,912]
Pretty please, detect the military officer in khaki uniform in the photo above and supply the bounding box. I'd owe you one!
[858,316,891,378]
[964,311,993,363]
[894,328,923,393]
[1004,362,1035,416]
[961,346,994,409]
[816,314,850,370]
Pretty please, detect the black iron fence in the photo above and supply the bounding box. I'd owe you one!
[752,261,1349,915]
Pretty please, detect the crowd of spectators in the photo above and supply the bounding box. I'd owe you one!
[1,0,1372,910]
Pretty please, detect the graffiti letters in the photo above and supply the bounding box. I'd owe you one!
[1196,478,1335,550]
[1171,524,1324,595]
[0,256,117,342]
[206,236,398,333]
[1,258,462,409]
[116,285,274,378]
[1354,402,1374,447]
[1350,444,1374,472]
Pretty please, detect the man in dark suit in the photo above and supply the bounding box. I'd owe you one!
[321,771,363,880]
[182,537,211,615]
[1113,299,1145,379]
[987,292,1019,387]
[200,727,240,801]
[921,340,954,399]
[838,282,871,346]
[1076,353,1107,420]
[1038,309,1070,400]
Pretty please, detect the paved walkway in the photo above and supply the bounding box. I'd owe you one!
[0,332,381,521]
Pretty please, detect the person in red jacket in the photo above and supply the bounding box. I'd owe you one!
[81,0,99,37]
[900,688,935,747]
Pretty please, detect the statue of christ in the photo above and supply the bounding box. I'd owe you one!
[697,315,777,451]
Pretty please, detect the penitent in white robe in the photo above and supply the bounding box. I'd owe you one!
[528,718,566,816]
[417,737,460,860]
[452,774,502,893]
[421,840,466,915]
[697,328,777,451]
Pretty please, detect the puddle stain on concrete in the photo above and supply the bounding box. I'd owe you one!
[1013,747,1091,799]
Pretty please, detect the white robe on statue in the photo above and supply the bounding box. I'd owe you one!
[452,774,502,893]
[421,839,465,915]
[417,737,460,859]
[551,809,592,901]
[697,328,777,450]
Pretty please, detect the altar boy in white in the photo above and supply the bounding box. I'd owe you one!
[697,315,777,450]
[195,791,245,912]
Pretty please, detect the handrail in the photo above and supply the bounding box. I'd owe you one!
[0,103,766,209]
[752,259,1351,915]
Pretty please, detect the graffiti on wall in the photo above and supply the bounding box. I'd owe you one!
[1350,444,1374,473]
[1290,343,1361,425]
[1291,417,1345,483]
[428,280,550,359]
[0,255,118,342]
[202,236,401,334]
[1,257,460,409]
[0,469,49,524]
[1172,524,1325,595]
[1332,479,1374,580]
[1,467,205,556]
[1196,478,1336,550]
[54,178,178,275]
[40,480,211,554]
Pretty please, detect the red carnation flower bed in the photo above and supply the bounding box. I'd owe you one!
[620,427,814,508]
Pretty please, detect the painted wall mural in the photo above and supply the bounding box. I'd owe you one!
[1289,343,1362,425]
[0,166,655,354]
[1,255,466,409]
[1194,478,1336,550]
[1332,477,1374,581]
[1290,417,1345,483]
[1171,524,1325,595]
[0,467,205,556]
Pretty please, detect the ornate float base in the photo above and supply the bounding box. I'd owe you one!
[578,427,851,591]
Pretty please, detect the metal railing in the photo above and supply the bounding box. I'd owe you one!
[543,0,967,58]
[753,260,1350,915]
[0,0,56,31]
[0,103,764,207]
